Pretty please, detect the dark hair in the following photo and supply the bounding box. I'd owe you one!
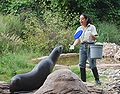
[81,13,92,25]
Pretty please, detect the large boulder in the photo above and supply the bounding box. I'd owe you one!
[34,69,88,94]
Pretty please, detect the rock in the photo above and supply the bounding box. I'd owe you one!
[114,48,120,62]
[32,53,79,65]
[54,64,69,70]
[34,69,88,94]
[107,80,120,94]
[103,42,119,57]
[0,81,10,94]
[32,56,48,63]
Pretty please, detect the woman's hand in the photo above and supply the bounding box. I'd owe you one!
[69,39,80,50]
[69,45,74,50]
[89,34,96,41]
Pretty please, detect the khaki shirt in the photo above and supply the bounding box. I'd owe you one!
[75,24,98,43]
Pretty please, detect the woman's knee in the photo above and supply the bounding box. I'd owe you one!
[89,65,96,69]
[79,63,86,68]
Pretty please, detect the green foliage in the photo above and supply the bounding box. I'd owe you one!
[0,33,23,54]
[92,0,120,25]
[23,11,77,53]
[0,0,32,14]
[23,16,52,54]
[0,51,37,82]
[0,14,24,54]
[49,0,120,26]
[43,11,75,52]
[0,0,120,26]
[0,14,24,35]
[97,22,120,44]
[0,0,48,18]
[0,5,119,53]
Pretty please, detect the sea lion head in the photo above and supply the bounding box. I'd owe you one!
[56,45,63,54]
[49,45,63,63]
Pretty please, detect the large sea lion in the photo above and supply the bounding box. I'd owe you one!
[10,45,63,93]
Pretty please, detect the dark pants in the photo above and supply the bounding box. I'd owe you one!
[79,43,100,83]
[79,43,96,69]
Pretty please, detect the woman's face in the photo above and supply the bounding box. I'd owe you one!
[79,15,87,27]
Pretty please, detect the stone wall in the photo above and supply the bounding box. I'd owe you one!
[103,42,120,62]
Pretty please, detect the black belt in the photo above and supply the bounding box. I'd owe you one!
[81,41,94,44]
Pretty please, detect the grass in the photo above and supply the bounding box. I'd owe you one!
[69,65,108,83]
[0,51,108,84]
[0,51,40,82]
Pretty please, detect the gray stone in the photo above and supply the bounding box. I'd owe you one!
[34,69,88,94]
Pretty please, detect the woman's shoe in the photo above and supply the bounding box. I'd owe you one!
[95,80,101,85]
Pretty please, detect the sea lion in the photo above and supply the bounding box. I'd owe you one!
[10,45,63,93]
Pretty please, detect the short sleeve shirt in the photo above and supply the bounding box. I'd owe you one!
[75,24,98,43]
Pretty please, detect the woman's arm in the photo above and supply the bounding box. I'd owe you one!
[90,25,98,41]
[70,39,80,49]
[73,39,80,46]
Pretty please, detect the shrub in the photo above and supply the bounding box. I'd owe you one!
[23,11,79,54]
[0,14,24,35]
[96,22,120,44]
[0,14,24,54]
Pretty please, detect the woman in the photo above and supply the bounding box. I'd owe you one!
[70,13,101,85]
